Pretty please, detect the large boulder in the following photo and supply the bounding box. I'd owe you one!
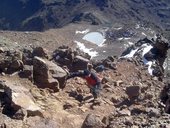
[33,57,67,91]
[53,47,74,66]
[82,114,106,128]
[72,55,90,71]
[22,48,33,65]
[126,85,140,99]
[0,80,41,119]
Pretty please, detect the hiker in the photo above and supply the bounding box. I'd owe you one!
[66,69,101,100]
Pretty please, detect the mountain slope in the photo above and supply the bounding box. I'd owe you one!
[0,0,170,31]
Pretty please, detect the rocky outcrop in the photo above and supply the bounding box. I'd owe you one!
[33,56,67,91]
[53,46,90,71]
[0,80,41,120]
[72,55,90,71]
[0,49,23,73]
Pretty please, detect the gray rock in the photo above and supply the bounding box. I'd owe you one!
[146,107,160,117]
[33,47,49,59]
[26,117,60,128]
[117,109,131,116]
[0,50,23,73]
[0,80,42,119]
[82,114,106,128]
[33,57,67,91]
[22,48,33,65]
[20,65,33,82]
[9,59,24,71]
[72,55,90,71]
[126,85,140,99]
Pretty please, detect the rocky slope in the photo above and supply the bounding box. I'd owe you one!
[0,1,170,126]
[0,33,170,127]
[0,0,170,32]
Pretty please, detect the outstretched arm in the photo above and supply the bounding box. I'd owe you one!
[67,71,85,79]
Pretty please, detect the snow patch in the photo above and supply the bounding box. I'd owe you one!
[142,44,153,56]
[75,29,90,34]
[135,24,140,29]
[141,32,147,36]
[124,38,131,40]
[118,38,123,41]
[122,43,154,75]
[128,42,133,45]
[123,48,139,58]
[114,27,122,30]
[74,41,98,58]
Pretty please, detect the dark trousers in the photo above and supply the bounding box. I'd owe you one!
[90,84,101,99]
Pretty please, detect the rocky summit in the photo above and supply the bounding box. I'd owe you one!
[0,0,170,128]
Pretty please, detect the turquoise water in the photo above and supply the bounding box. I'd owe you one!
[82,32,105,45]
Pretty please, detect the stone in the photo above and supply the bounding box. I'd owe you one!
[117,109,131,116]
[9,60,24,72]
[146,107,160,117]
[53,48,74,66]
[72,55,90,71]
[144,93,153,100]
[26,116,60,128]
[79,107,88,112]
[101,77,110,84]
[0,47,4,53]
[124,117,133,126]
[12,108,26,120]
[102,116,109,126]
[82,114,106,128]
[126,86,140,99]
[33,57,67,91]
[33,47,49,59]
[130,105,145,115]
[103,98,113,105]
[115,80,123,86]
[0,50,23,73]
[0,80,42,119]
[111,95,121,103]
[22,48,33,65]
[63,100,78,110]
[19,65,33,81]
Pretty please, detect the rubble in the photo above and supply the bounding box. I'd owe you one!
[0,35,169,127]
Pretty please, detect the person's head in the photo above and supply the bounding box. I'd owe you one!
[87,63,93,71]
[83,69,91,77]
